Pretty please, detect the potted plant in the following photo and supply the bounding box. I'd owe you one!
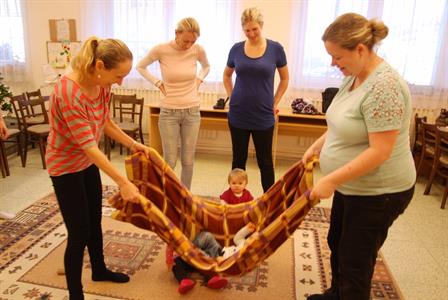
[0,73,13,116]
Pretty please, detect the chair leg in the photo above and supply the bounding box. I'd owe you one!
[105,136,111,160]
[36,136,46,169]
[424,160,438,195]
[0,141,7,178]
[442,181,448,209]
[139,129,144,144]
[23,133,29,167]
[416,151,426,176]
[16,133,25,167]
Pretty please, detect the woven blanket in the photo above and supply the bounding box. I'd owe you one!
[109,150,319,276]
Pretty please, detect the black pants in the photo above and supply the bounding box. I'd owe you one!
[172,257,212,283]
[51,164,107,296]
[228,123,275,192]
[328,186,415,300]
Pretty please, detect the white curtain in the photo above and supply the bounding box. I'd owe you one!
[79,0,239,94]
[0,0,29,87]
[288,0,448,116]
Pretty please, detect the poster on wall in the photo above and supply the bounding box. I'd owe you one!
[46,41,81,69]
[49,19,77,42]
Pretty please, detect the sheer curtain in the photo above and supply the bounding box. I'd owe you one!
[0,0,29,86]
[289,0,448,116]
[79,0,239,93]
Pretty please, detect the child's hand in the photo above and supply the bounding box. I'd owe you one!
[247,222,256,232]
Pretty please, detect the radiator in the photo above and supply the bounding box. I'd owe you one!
[111,87,222,137]
[111,87,221,107]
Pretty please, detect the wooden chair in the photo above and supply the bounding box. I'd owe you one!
[13,96,50,169]
[416,121,437,176]
[11,93,47,130]
[106,94,144,158]
[424,126,448,209]
[0,127,25,177]
[412,114,427,163]
[110,93,137,123]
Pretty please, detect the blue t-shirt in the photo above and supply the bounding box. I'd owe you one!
[226,39,287,130]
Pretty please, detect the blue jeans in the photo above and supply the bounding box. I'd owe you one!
[158,106,200,189]
[193,231,223,257]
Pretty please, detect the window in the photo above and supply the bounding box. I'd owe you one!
[109,0,237,85]
[0,0,27,81]
[290,0,447,89]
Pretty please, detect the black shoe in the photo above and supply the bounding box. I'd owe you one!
[307,287,339,300]
[92,269,130,283]
[69,291,84,300]
[213,97,229,109]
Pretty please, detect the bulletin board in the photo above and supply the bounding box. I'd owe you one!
[46,41,82,69]
[49,19,77,42]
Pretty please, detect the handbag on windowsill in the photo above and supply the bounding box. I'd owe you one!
[213,97,229,110]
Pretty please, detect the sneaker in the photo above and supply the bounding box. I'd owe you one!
[178,278,195,294]
[206,275,228,289]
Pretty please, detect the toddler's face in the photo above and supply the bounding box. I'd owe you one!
[229,177,247,195]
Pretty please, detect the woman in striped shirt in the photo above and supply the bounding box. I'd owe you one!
[45,36,150,300]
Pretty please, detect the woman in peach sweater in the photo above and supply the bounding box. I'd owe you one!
[137,17,210,189]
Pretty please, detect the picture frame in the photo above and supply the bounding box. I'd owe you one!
[46,41,82,69]
[49,19,77,42]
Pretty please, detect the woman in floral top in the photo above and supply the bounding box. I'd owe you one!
[302,13,416,300]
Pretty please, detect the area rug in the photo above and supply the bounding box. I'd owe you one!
[0,186,402,300]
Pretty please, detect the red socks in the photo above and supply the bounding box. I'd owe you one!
[178,278,195,294]
[207,275,228,289]
[178,276,227,294]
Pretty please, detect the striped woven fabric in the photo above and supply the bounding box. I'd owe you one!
[109,149,319,276]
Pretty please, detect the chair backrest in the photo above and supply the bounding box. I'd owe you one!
[421,121,437,152]
[25,89,45,116]
[15,97,49,129]
[25,89,42,100]
[10,94,28,131]
[111,93,137,119]
[413,114,427,150]
[118,97,144,125]
[435,127,448,165]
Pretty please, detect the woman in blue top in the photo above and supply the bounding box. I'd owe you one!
[303,13,416,300]
[223,7,289,192]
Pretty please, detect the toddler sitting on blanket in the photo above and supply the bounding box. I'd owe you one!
[172,222,256,294]
[220,168,254,204]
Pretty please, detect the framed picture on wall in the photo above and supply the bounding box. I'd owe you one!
[49,19,77,42]
[46,41,82,69]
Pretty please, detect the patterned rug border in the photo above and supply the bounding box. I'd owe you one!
[0,194,63,273]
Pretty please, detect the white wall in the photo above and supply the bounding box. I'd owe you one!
[22,0,80,94]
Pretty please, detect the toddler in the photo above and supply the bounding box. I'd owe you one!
[172,222,256,294]
[220,168,254,204]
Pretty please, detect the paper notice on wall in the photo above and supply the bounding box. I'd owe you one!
[56,20,70,41]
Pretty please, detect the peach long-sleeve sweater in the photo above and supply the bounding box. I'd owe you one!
[136,41,210,109]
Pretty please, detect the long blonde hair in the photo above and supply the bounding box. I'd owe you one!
[322,13,388,50]
[71,36,133,81]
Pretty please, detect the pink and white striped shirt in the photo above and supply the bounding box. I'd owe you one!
[45,76,110,176]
